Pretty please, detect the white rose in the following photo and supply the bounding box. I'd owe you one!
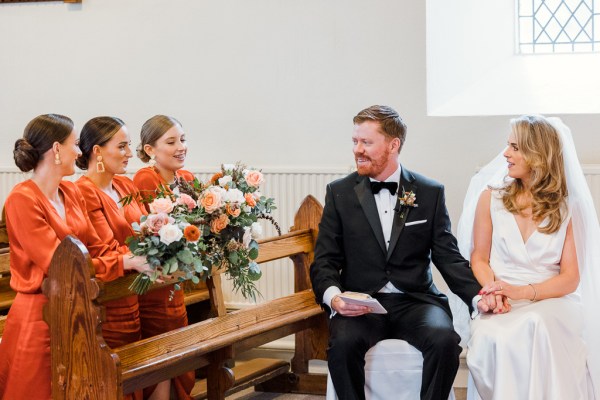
[158,224,183,245]
[218,175,232,187]
[251,222,263,238]
[224,188,245,204]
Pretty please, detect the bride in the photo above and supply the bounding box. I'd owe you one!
[457,115,599,399]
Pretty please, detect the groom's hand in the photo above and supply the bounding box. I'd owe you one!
[477,292,511,314]
[332,294,372,316]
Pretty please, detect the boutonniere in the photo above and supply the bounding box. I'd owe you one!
[397,188,418,218]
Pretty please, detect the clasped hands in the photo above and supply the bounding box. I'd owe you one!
[477,280,512,314]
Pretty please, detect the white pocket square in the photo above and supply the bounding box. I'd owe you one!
[405,219,427,226]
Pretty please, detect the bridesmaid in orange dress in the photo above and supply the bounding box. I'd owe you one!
[133,115,194,204]
[0,115,151,400]
[133,115,195,399]
[75,116,193,400]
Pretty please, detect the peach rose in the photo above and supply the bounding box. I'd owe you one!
[244,170,264,188]
[176,193,197,211]
[226,203,241,217]
[149,197,174,214]
[199,187,224,213]
[210,214,230,234]
[244,193,256,207]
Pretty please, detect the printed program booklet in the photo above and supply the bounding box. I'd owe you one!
[338,292,388,314]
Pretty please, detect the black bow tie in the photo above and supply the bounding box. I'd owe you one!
[370,181,398,195]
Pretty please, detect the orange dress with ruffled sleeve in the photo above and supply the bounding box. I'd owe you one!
[0,180,133,400]
[132,167,195,399]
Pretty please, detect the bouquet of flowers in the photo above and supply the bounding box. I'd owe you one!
[125,163,277,300]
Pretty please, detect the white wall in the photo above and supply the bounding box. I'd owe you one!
[1,0,599,225]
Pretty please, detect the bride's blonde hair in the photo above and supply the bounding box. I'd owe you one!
[502,115,567,234]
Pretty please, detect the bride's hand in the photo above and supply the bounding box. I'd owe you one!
[481,281,512,313]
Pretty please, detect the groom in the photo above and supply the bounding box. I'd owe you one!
[310,105,489,400]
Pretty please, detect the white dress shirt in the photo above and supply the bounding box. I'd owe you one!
[323,167,402,311]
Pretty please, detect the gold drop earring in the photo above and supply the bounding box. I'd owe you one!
[149,154,156,167]
[54,152,62,165]
[96,155,105,173]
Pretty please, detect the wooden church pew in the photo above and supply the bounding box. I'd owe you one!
[42,195,328,399]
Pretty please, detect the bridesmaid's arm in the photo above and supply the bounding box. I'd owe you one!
[471,189,495,286]
[78,183,123,252]
[5,191,61,275]
[77,185,152,281]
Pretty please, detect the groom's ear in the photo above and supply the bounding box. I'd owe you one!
[389,137,401,153]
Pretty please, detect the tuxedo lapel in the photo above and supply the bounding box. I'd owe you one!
[387,167,418,261]
[354,176,387,254]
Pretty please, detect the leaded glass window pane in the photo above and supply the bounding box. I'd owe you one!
[518,0,600,53]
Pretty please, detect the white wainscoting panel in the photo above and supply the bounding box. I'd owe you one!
[1,165,599,312]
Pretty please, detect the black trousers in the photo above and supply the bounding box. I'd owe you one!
[327,293,461,400]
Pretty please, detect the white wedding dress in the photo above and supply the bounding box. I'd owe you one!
[466,192,590,400]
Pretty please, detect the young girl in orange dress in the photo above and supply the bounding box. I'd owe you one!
[132,115,196,398]
[0,115,151,400]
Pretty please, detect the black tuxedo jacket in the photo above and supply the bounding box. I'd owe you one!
[310,166,481,316]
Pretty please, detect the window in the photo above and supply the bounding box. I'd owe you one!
[426,0,600,115]
[518,0,600,53]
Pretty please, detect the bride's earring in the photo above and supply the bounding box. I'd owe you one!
[96,155,105,173]
[54,152,62,165]
[149,154,156,167]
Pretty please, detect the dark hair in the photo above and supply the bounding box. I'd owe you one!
[76,116,125,170]
[137,115,182,163]
[13,114,74,172]
[353,105,407,149]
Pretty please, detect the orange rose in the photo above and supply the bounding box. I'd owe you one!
[244,193,256,207]
[183,225,201,242]
[226,203,241,217]
[210,172,224,184]
[210,214,230,234]
[200,188,223,213]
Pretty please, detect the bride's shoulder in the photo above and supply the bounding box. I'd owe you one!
[478,188,505,210]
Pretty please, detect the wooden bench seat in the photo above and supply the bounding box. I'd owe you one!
[42,195,328,399]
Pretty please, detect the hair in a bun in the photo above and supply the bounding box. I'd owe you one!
[138,115,182,163]
[77,116,125,170]
[13,114,74,172]
[13,138,39,172]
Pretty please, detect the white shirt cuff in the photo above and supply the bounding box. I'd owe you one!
[323,286,342,318]
[471,294,482,319]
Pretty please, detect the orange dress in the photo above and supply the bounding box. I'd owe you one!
[133,167,195,399]
[0,180,127,400]
[75,176,144,350]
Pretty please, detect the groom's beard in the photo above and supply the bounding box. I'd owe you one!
[355,148,392,178]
